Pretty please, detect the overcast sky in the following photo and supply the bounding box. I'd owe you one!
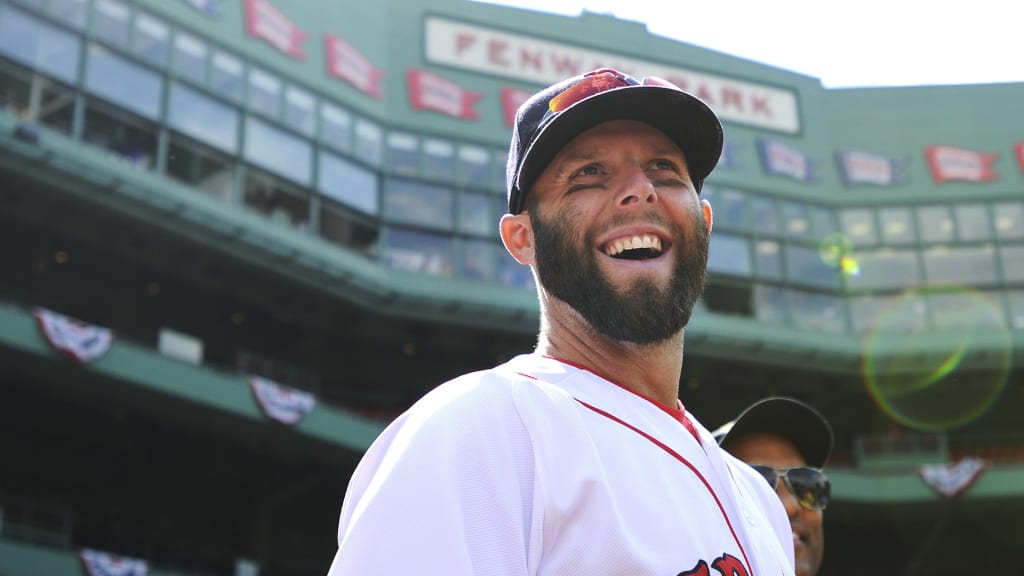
[475,0,1020,88]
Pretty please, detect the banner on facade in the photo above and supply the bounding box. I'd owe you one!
[836,149,909,186]
[244,0,308,59]
[925,145,998,183]
[499,86,532,128]
[79,548,149,576]
[406,69,482,120]
[34,307,113,364]
[325,34,384,98]
[919,456,987,499]
[757,138,816,182]
[249,376,317,426]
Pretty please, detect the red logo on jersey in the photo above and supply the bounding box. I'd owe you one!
[678,554,749,576]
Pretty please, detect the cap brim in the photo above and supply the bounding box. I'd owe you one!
[714,397,834,468]
[514,85,723,207]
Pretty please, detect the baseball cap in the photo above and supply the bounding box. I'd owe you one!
[713,397,834,468]
[505,68,724,214]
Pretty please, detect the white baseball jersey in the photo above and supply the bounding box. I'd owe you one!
[328,354,794,576]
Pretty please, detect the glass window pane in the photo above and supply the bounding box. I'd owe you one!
[994,203,1024,240]
[320,103,352,152]
[49,0,88,28]
[878,207,915,244]
[999,245,1024,282]
[849,294,927,334]
[284,85,315,136]
[753,285,786,325]
[243,168,310,230]
[780,201,809,239]
[786,244,838,289]
[166,135,234,204]
[83,102,157,169]
[844,249,920,291]
[1005,290,1024,330]
[384,179,452,230]
[317,151,379,215]
[244,117,311,184]
[956,204,991,242]
[380,228,453,276]
[132,12,169,66]
[917,205,954,244]
[84,43,162,118]
[809,205,837,240]
[387,132,419,176]
[497,249,534,290]
[210,51,243,102]
[491,148,507,191]
[168,83,238,153]
[319,202,377,256]
[458,192,495,236]
[789,290,845,333]
[354,119,383,166]
[923,245,997,285]
[461,239,496,282]
[172,33,207,84]
[423,139,454,181]
[755,239,782,279]
[751,196,780,235]
[247,68,280,118]
[707,233,751,276]
[840,208,877,247]
[457,145,490,187]
[706,187,747,230]
[92,0,130,48]
[0,6,81,83]
[929,291,1006,332]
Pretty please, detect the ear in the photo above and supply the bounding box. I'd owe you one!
[700,198,713,234]
[499,212,536,265]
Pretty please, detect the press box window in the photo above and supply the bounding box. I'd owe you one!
[91,0,130,48]
[379,228,453,277]
[284,85,315,136]
[210,51,243,102]
[0,5,81,84]
[387,132,419,176]
[0,61,75,134]
[461,239,496,282]
[172,33,207,85]
[916,205,954,244]
[247,68,281,119]
[384,179,452,230]
[458,192,496,237]
[318,151,379,215]
[878,207,916,245]
[168,82,238,153]
[423,139,454,181]
[319,201,378,256]
[166,134,235,204]
[132,12,169,66]
[48,0,87,28]
[84,43,162,119]
[457,146,490,187]
[354,119,383,166]
[243,167,310,231]
[320,103,352,152]
[840,208,877,247]
[83,99,157,169]
[243,117,311,185]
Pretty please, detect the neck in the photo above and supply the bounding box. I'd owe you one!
[536,301,685,407]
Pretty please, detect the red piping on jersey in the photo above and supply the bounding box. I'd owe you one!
[541,356,701,443]
[575,398,755,576]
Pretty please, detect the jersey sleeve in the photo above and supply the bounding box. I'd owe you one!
[326,373,542,576]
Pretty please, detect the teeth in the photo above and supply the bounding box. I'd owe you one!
[604,235,662,256]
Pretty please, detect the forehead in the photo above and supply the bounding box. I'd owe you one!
[725,433,807,468]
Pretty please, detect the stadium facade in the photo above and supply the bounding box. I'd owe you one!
[1,0,1023,574]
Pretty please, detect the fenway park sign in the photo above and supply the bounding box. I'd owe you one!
[425,16,800,134]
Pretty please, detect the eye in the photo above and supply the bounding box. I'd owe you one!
[574,164,601,178]
[652,159,677,171]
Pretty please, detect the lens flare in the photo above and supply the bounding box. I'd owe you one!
[861,285,1010,431]
[819,234,859,276]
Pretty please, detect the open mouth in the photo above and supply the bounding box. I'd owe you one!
[602,234,665,260]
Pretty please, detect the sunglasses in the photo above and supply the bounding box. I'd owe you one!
[750,465,831,511]
[547,68,679,115]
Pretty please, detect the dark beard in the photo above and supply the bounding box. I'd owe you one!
[530,206,709,345]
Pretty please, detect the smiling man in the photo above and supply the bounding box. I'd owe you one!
[327,69,796,576]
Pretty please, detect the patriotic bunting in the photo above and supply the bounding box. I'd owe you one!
[757,138,815,182]
[836,149,909,187]
[243,0,308,59]
[919,456,987,499]
[500,86,533,127]
[249,376,316,426]
[406,69,482,121]
[34,308,113,364]
[79,548,148,576]
[324,34,385,99]
[924,145,998,183]
[1014,142,1024,175]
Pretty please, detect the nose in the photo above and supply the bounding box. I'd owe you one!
[615,164,658,208]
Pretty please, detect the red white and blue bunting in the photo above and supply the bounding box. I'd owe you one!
[34,307,114,364]
[79,548,148,576]
[249,376,316,426]
[919,456,987,499]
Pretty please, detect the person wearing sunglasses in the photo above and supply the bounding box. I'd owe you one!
[714,397,834,576]
[328,69,797,576]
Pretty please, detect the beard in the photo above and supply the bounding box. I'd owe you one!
[530,206,709,345]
